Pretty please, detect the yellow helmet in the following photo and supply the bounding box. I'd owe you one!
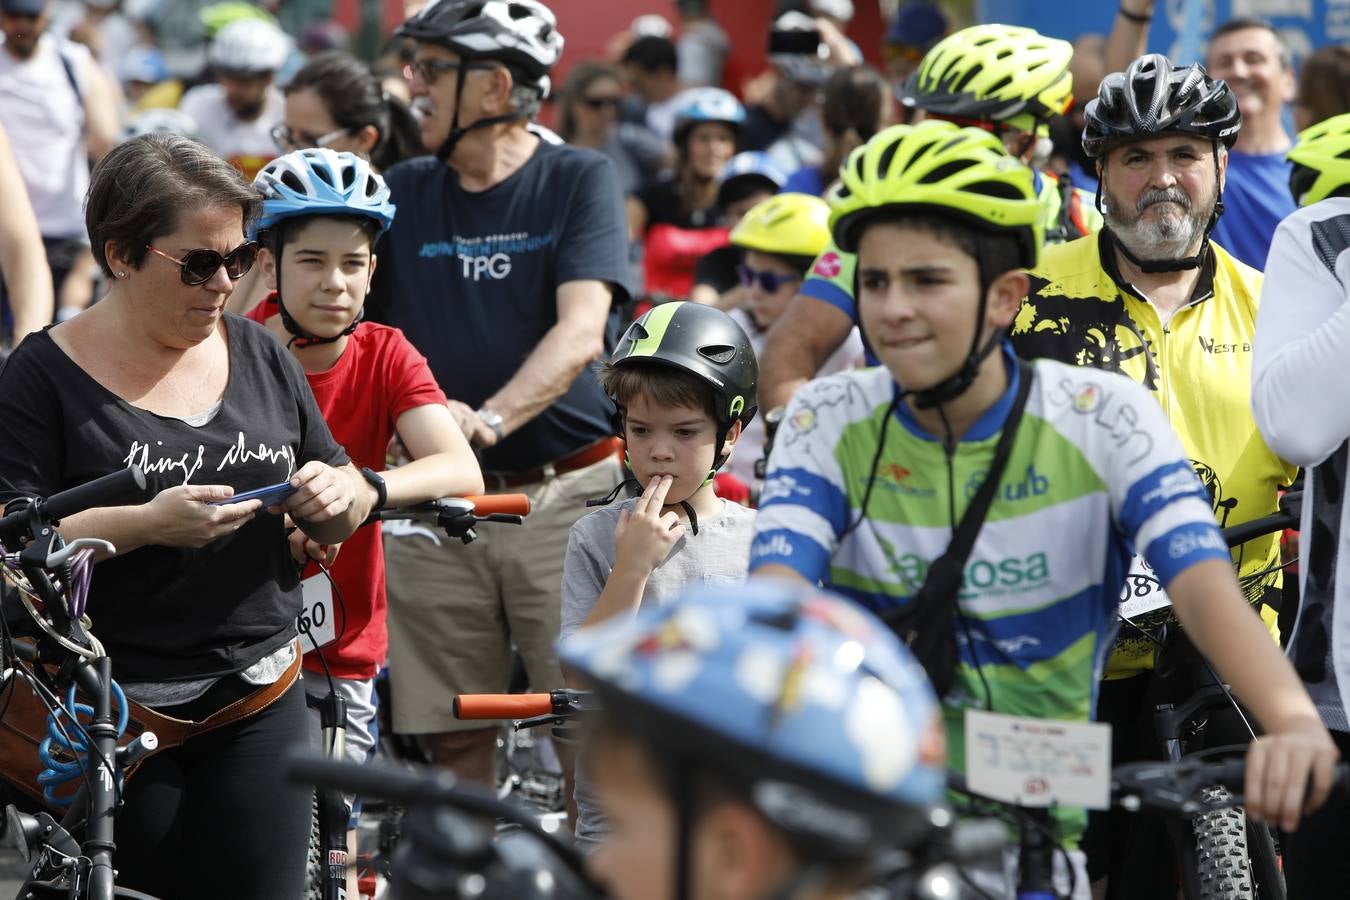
[729,193,832,260]
[827,119,1041,266]
[904,24,1073,129]
[1287,111,1350,207]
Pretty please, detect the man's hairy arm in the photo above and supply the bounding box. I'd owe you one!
[481,279,613,435]
[759,293,855,411]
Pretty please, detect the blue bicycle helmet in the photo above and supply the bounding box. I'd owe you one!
[559,580,946,859]
[253,148,396,237]
[252,149,394,348]
[717,150,787,207]
[672,87,746,147]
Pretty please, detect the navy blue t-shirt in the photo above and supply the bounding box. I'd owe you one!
[1210,149,1296,270]
[368,141,631,471]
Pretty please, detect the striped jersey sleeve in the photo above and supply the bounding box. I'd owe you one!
[750,372,886,581]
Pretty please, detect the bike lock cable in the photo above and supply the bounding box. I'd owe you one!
[38,677,130,807]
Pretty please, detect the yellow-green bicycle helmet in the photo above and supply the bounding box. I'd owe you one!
[1288,111,1350,207]
[827,119,1041,267]
[904,24,1074,130]
[730,192,832,261]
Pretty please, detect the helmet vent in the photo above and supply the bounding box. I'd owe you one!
[917,157,975,184]
[953,64,983,94]
[311,165,335,187]
[876,139,901,178]
[280,171,307,193]
[969,179,1026,201]
[698,345,736,364]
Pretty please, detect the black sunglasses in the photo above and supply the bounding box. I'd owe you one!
[581,96,621,111]
[404,57,497,86]
[147,242,258,286]
[737,264,800,293]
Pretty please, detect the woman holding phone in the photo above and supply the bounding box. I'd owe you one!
[0,133,374,899]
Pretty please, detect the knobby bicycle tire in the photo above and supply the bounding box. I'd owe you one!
[1193,786,1254,900]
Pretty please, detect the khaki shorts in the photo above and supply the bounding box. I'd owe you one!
[383,457,622,734]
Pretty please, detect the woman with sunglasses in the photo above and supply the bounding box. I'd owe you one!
[722,192,862,490]
[0,133,375,899]
[556,61,669,196]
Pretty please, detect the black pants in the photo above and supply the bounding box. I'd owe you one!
[1282,728,1350,898]
[114,679,311,899]
[1083,634,1256,898]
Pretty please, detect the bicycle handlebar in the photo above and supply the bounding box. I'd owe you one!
[1221,489,1301,548]
[0,466,150,547]
[458,493,531,517]
[452,688,592,721]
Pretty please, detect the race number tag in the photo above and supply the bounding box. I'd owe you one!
[1119,553,1171,620]
[965,710,1112,810]
[296,573,337,650]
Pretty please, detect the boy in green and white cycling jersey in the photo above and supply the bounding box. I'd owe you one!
[750,119,1337,897]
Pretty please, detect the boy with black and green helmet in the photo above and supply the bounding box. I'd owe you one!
[560,300,760,851]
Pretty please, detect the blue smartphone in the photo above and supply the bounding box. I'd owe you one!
[210,481,297,507]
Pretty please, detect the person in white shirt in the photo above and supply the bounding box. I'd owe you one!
[178,17,289,180]
[1250,109,1350,898]
[0,0,115,326]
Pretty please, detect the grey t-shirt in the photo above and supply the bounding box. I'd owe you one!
[559,496,756,851]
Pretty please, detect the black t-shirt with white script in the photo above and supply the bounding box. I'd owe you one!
[0,316,348,681]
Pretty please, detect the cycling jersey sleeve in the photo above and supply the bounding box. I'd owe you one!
[1096,374,1233,588]
[749,376,858,583]
[798,241,857,320]
[1251,203,1350,467]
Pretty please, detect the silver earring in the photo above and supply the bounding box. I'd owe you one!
[118,271,127,278]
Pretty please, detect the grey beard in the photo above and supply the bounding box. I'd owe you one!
[1104,187,1210,261]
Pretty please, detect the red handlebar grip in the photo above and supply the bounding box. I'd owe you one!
[453,693,552,719]
[464,494,531,517]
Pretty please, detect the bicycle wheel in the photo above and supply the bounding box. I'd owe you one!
[1193,786,1254,900]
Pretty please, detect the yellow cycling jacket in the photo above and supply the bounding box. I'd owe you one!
[1011,231,1295,679]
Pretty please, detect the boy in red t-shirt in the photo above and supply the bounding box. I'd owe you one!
[248,148,483,881]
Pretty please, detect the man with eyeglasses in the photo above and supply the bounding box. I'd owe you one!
[178,18,289,180]
[365,0,631,797]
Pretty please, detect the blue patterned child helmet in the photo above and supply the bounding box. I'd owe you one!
[559,579,946,858]
[252,148,396,238]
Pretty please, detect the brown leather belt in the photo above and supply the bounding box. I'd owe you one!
[483,436,622,489]
[0,641,302,809]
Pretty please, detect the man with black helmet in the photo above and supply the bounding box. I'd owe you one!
[366,0,631,790]
[1009,54,1297,897]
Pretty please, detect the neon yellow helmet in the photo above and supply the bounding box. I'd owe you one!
[200,1,276,39]
[1287,111,1350,207]
[729,193,832,261]
[827,119,1041,267]
[904,24,1073,131]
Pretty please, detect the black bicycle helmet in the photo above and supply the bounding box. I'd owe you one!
[1082,53,1241,159]
[610,301,758,473]
[1083,54,1240,273]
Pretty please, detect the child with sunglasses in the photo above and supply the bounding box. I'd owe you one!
[723,192,863,490]
[245,147,483,892]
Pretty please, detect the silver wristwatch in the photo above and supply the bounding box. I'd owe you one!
[476,407,505,441]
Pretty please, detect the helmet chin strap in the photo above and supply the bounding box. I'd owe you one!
[1096,143,1225,275]
[434,64,535,163]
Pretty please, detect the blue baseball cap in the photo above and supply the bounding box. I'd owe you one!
[886,2,948,49]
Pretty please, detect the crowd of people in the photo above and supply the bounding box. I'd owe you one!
[1,0,1350,898]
